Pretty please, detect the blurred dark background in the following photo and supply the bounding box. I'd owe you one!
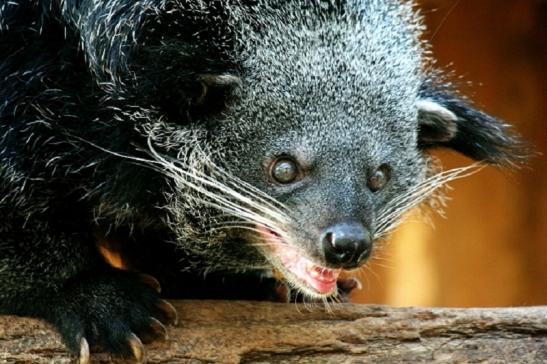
[352,0,547,307]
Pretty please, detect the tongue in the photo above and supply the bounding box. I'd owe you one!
[295,262,340,294]
[267,234,340,295]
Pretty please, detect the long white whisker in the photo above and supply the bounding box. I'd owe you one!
[151,138,289,216]
[197,153,289,213]
[375,164,484,237]
[378,164,479,217]
[147,139,291,226]
[163,163,282,225]
[377,164,482,222]
[379,164,483,221]
[173,155,290,219]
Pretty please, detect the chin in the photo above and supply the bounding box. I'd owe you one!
[256,225,342,298]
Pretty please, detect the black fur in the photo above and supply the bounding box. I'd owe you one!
[0,0,527,359]
[418,79,529,165]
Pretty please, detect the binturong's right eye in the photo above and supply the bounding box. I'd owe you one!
[270,157,301,184]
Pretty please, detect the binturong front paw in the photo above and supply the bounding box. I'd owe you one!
[336,277,362,302]
[48,270,178,363]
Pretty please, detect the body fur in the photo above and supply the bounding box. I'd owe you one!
[0,0,525,360]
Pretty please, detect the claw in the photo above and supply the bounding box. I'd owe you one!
[128,333,145,363]
[140,317,168,344]
[139,273,161,293]
[149,317,168,340]
[78,337,90,364]
[273,282,290,302]
[156,299,178,325]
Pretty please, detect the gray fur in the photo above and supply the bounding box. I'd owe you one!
[0,0,526,356]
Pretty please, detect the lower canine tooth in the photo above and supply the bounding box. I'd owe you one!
[309,270,320,278]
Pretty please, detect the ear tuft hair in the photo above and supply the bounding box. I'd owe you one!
[196,74,242,105]
[417,98,458,143]
[418,81,531,167]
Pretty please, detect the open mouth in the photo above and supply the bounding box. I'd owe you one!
[257,225,341,296]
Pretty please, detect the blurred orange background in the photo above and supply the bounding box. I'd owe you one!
[351,0,547,307]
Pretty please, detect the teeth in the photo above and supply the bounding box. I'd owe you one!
[317,273,333,282]
[303,263,339,283]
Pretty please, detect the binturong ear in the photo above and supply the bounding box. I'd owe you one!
[417,87,530,166]
[195,74,242,106]
[191,73,242,119]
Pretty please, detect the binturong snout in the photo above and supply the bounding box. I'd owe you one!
[321,222,373,269]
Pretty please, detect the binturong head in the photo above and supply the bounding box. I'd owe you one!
[107,1,529,298]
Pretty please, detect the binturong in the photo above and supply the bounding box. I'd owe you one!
[0,0,528,361]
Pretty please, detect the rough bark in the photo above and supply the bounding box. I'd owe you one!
[0,301,546,363]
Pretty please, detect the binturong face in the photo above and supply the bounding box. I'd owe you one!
[214,107,430,297]
[136,1,527,298]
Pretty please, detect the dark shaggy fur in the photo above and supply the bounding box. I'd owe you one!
[0,0,527,360]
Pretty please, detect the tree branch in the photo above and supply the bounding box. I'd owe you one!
[1,301,546,363]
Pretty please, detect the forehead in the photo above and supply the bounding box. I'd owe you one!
[231,1,422,136]
[235,1,424,107]
[248,110,418,167]
[221,1,424,162]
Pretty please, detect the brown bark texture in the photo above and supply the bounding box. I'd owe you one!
[1,301,546,363]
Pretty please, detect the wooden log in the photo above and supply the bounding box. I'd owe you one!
[0,301,546,363]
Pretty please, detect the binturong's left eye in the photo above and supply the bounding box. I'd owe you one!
[367,164,392,192]
[271,157,300,184]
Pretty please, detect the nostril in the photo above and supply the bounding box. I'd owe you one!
[322,231,346,256]
[321,222,373,268]
[357,244,372,262]
[324,231,334,247]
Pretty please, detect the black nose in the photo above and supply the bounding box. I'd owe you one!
[321,222,372,268]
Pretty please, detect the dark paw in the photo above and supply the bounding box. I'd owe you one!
[77,333,148,364]
[336,277,362,302]
[49,270,177,363]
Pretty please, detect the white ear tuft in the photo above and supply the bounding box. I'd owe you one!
[417,98,458,143]
[417,99,458,122]
[195,74,242,105]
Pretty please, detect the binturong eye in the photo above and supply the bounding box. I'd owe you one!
[271,158,300,184]
[367,164,392,192]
